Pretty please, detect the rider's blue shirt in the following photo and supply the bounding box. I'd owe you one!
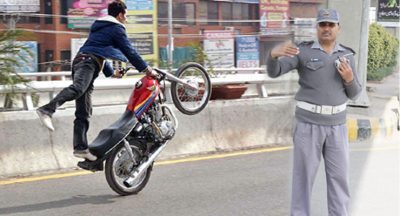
[79,15,148,77]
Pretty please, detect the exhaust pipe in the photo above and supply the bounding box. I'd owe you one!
[123,141,168,187]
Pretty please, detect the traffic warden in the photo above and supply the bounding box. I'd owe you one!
[266,9,362,216]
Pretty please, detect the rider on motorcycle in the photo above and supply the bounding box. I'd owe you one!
[36,0,157,161]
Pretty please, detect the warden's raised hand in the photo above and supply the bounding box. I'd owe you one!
[271,40,300,59]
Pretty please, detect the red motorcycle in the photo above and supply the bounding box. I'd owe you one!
[78,63,211,195]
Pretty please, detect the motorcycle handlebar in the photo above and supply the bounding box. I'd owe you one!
[120,67,165,76]
[120,66,198,90]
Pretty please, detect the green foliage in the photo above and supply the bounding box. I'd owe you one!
[0,30,32,108]
[187,42,217,76]
[367,23,399,81]
[388,0,397,7]
[0,30,30,86]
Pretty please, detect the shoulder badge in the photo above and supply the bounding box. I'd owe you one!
[340,44,356,55]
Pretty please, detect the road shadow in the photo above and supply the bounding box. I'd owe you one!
[0,194,119,215]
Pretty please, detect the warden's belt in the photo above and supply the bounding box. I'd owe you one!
[296,101,347,115]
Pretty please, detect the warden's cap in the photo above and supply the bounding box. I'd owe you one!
[316,9,339,23]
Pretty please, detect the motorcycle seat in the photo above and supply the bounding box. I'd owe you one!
[89,110,138,157]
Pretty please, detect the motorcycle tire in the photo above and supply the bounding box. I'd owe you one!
[171,62,211,115]
[105,144,152,196]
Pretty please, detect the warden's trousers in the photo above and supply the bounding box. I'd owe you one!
[290,121,350,216]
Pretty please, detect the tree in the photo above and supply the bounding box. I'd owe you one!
[367,23,399,80]
[0,30,31,108]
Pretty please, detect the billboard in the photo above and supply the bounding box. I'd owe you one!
[71,38,87,61]
[259,0,290,36]
[15,41,38,73]
[126,0,159,65]
[0,0,39,12]
[67,0,112,29]
[126,0,153,10]
[236,36,259,70]
[204,30,235,68]
[377,0,400,27]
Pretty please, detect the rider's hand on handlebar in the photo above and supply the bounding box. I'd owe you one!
[111,69,124,79]
[143,66,158,78]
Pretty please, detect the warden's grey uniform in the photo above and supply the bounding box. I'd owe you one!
[267,40,362,216]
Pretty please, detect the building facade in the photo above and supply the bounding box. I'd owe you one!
[0,0,323,72]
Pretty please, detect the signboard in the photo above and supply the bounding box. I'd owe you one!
[204,30,235,68]
[0,0,39,12]
[236,36,259,70]
[129,33,154,55]
[15,41,38,72]
[126,0,153,10]
[377,0,400,27]
[67,0,112,29]
[293,18,316,43]
[71,38,87,61]
[259,0,290,36]
[126,0,158,65]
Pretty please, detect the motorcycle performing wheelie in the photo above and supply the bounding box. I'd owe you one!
[77,62,211,196]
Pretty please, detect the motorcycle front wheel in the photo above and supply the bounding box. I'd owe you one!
[171,62,211,115]
[105,144,152,196]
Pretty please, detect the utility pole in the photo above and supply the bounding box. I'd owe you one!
[167,0,174,72]
[328,0,371,107]
[349,0,371,107]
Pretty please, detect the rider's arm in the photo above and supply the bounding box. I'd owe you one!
[112,26,148,72]
[103,61,114,77]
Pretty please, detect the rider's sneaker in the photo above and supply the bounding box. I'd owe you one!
[73,149,97,161]
[36,109,54,131]
[77,160,104,172]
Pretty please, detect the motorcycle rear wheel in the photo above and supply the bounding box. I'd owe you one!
[105,144,152,196]
[171,62,211,115]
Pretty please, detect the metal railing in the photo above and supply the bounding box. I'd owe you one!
[1,68,298,110]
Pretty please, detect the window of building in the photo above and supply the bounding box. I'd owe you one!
[60,50,71,71]
[184,3,196,25]
[157,1,168,25]
[18,16,40,24]
[60,0,68,24]
[199,1,207,25]
[233,3,242,25]
[44,0,53,24]
[242,4,250,21]
[249,4,259,27]
[44,50,54,70]
[207,1,218,25]
[158,2,196,25]
[0,14,40,24]
[174,3,196,25]
[221,2,232,26]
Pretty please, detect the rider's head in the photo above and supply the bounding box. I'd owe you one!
[108,1,127,23]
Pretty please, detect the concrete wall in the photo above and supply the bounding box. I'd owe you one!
[0,97,295,178]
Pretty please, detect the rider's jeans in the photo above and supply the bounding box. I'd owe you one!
[39,53,100,150]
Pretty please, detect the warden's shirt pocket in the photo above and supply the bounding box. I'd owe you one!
[305,59,324,71]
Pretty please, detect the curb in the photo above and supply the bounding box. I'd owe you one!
[347,117,398,142]
[347,96,400,142]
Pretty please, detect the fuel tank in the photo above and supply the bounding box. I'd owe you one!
[126,75,160,118]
